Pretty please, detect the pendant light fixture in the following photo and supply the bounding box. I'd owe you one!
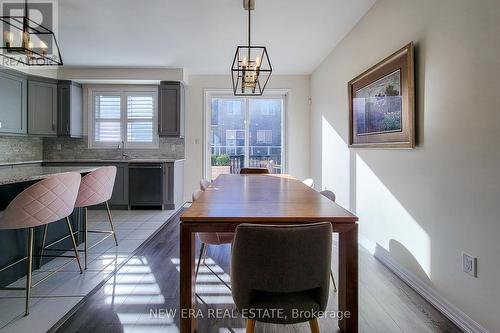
[0,0,63,66]
[231,0,272,96]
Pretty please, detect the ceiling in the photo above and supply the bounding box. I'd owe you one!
[58,0,375,74]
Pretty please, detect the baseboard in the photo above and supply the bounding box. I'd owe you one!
[359,235,489,333]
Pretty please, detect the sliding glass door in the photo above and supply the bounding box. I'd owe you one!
[207,94,285,180]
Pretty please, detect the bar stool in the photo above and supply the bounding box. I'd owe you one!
[192,190,233,290]
[74,166,118,269]
[0,172,82,315]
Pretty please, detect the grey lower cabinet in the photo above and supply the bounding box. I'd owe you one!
[0,70,27,135]
[57,81,83,137]
[42,161,184,210]
[108,164,129,207]
[158,81,185,137]
[28,78,58,136]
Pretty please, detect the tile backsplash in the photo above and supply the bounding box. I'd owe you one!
[0,136,43,163]
[43,137,185,161]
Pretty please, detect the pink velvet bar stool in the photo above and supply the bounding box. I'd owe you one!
[192,189,233,289]
[74,166,118,269]
[0,172,82,315]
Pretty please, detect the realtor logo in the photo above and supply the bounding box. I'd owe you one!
[0,0,61,66]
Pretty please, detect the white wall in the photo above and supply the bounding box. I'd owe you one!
[184,75,311,201]
[310,0,500,331]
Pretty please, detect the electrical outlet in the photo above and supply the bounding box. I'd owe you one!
[462,252,477,277]
[56,143,62,151]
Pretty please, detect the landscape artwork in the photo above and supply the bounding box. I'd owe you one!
[353,69,402,135]
[348,42,415,148]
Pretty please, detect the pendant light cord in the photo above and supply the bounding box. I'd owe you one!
[247,0,251,65]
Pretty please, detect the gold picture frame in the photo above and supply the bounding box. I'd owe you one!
[348,42,415,148]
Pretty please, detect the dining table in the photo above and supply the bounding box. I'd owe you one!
[179,174,359,333]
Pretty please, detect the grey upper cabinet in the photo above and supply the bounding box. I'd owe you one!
[0,70,27,135]
[28,78,58,136]
[158,81,185,137]
[58,81,83,137]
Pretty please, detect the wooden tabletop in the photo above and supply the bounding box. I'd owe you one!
[181,174,358,224]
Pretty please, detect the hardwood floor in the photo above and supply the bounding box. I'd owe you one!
[53,210,462,333]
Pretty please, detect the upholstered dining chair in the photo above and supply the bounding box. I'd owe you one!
[240,168,270,174]
[0,172,83,315]
[302,178,315,188]
[320,190,336,202]
[192,190,233,289]
[42,166,118,270]
[320,189,337,292]
[232,222,332,333]
[200,179,211,191]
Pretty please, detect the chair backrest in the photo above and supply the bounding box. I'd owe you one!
[192,189,203,202]
[75,166,117,208]
[231,222,332,311]
[0,172,81,230]
[240,168,270,175]
[320,190,336,202]
[200,179,211,191]
[266,160,275,174]
[302,178,314,188]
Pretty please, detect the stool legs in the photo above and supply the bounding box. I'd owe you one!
[38,224,48,268]
[84,207,88,270]
[66,217,83,274]
[105,201,118,246]
[25,228,34,316]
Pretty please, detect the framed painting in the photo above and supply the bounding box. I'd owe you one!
[348,42,415,148]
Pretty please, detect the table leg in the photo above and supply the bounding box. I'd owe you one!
[338,224,358,333]
[180,223,196,333]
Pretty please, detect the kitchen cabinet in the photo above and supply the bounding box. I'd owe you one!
[42,160,184,210]
[108,163,129,207]
[28,78,58,136]
[0,69,27,135]
[158,81,185,137]
[57,81,83,137]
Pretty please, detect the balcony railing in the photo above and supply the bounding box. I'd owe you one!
[211,145,282,177]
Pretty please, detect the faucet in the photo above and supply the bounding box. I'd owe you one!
[118,141,129,160]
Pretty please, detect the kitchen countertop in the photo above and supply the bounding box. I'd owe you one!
[44,159,185,163]
[0,166,99,186]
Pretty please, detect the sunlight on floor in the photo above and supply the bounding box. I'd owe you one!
[107,255,179,332]
[171,257,234,305]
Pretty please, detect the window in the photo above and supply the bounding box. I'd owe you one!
[207,93,286,178]
[256,130,272,144]
[89,87,158,149]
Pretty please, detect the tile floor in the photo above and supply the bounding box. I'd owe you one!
[0,208,180,333]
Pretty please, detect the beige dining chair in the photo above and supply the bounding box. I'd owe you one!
[320,189,338,292]
[231,222,332,333]
[200,179,211,191]
[302,178,315,188]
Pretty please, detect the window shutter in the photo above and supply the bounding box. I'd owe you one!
[95,95,121,142]
[127,95,154,143]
